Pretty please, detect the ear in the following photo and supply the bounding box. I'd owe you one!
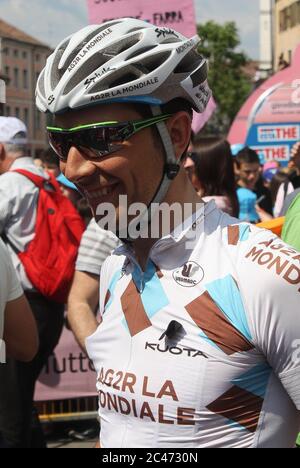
[166,112,192,162]
[234,160,240,176]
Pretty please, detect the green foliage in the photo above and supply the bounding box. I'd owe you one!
[197,21,252,135]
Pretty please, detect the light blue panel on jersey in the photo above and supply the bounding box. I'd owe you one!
[226,420,249,432]
[239,224,251,242]
[105,270,122,311]
[133,261,169,319]
[206,275,253,342]
[232,363,272,399]
[121,261,170,332]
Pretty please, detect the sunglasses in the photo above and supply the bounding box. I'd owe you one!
[47,114,173,162]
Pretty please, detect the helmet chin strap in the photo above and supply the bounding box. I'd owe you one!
[117,105,180,243]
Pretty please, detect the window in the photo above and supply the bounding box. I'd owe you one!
[24,108,29,126]
[15,108,20,119]
[14,49,19,58]
[13,68,19,88]
[4,66,9,78]
[35,54,41,62]
[22,51,28,60]
[3,47,9,56]
[23,69,28,89]
[6,106,10,116]
[280,0,300,31]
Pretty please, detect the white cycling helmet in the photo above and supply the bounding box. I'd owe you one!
[36,19,212,241]
[36,18,211,114]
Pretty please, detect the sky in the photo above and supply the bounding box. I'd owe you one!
[0,0,260,59]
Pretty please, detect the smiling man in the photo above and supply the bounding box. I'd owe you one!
[36,19,300,449]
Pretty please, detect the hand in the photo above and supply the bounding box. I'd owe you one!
[255,204,273,223]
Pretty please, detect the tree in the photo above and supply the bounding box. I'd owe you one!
[197,21,252,135]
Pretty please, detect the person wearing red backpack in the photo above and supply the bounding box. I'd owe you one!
[0,117,84,448]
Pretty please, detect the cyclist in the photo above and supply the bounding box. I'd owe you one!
[36,18,300,448]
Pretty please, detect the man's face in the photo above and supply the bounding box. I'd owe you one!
[238,162,260,190]
[43,162,60,178]
[54,103,165,230]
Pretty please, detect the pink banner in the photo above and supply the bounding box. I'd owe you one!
[87,0,197,38]
[35,326,97,402]
[253,84,300,124]
[192,98,217,134]
[228,44,300,145]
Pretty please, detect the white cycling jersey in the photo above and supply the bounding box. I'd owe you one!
[86,201,300,448]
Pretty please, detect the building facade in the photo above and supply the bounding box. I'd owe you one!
[260,0,274,75]
[0,19,52,157]
[274,0,300,70]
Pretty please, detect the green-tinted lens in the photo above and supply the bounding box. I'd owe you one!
[47,113,173,160]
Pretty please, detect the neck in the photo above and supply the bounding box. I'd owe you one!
[238,181,253,190]
[131,169,203,270]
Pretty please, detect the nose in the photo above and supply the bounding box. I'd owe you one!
[61,146,97,183]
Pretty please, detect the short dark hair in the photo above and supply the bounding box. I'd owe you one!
[132,98,193,120]
[236,147,260,167]
[132,98,193,160]
[40,148,59,168]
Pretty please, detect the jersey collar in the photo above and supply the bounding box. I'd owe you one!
[114,201,217,263]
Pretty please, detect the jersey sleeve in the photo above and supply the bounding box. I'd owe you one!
[76,220,119,276]
[236,227,300,410]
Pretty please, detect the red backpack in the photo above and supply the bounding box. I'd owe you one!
[12,169,85,304]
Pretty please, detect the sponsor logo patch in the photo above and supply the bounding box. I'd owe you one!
[173,261,204,288]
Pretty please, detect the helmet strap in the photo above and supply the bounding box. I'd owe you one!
[117,105,180,243]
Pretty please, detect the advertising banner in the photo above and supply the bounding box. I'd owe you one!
[229,44,300,166]
[35,325,96,402]
[87,0,197,38]
[245,81,300,165]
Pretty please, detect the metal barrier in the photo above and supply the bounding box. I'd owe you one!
[36,396,98,423]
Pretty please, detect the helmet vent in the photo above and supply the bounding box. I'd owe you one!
[63,54,108,95]
[61,25,117,75]
[126,27,146,34]
[160,37,182,44]
[136,51,172,73]
[37,69,46,97]
[103,33,142,57]
[126,45,157,61]
[174,53,204,74]
[99,20,122,29]
[50,45,68,90]
[110,72,141,88]
[88,66,142,93]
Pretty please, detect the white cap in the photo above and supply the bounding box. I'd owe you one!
[0,117,28,144]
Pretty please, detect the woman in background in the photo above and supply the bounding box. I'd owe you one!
[192,140,239,217]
